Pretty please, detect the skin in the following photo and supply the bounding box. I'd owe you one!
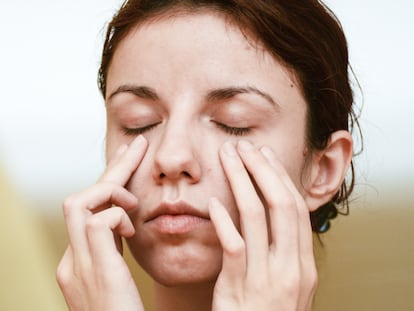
[57,11,353,311]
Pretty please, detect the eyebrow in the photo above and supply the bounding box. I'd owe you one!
[108,85,159,101]
[108,84,279,109]
[206,86,279,110]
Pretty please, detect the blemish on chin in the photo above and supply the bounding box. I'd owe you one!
[302,147,309,157]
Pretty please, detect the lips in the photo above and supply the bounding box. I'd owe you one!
[145,201,210,234]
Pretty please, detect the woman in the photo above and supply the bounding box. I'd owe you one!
[57,1,357,310]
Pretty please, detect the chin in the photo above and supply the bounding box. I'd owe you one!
[127,236,223,287]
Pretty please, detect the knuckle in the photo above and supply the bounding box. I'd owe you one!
[309,275,318,293]
[282,284,300,302]
[246,205,264,220]
[86,216,106,232]
[56,261,71,289]
[279,270,301,298]
[276,196,296,209]
[110,205,125,216]
[62,196,79,217]
[287,272,301,288]
[223,238,245,258]
[307,266,319,292]
[101,182,126,199]
[267,196,297,216]
[238,198,264,218]
[99,180,116,189]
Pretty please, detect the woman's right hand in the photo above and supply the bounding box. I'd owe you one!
[56,135,148,311]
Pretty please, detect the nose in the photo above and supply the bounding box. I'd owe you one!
[152,122,201,184]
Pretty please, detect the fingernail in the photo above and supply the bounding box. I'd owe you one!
[117,144,128,155]
[209,197,220,208]
[208,197,223,214]
[260,145,273,160]
[238,140,254,152]
[133,135,146,147]
[222,141,237,157]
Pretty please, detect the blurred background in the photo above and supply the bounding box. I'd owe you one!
[0,0,413,310]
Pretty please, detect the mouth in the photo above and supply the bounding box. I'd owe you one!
[145,201,210,235]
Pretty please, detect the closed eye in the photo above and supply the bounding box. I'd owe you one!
[122,122,161,136]
[213,121,251,136]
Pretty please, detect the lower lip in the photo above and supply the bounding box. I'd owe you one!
[148,214,210,235]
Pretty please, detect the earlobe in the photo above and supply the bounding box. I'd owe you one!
[305,130,353,211]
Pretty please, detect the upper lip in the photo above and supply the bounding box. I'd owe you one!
[145,201,210,222]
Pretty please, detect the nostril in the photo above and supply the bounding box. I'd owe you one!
[158,171,192,179]
[153,148,201,182]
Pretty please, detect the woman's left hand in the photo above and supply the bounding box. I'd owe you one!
[209,140,317,311]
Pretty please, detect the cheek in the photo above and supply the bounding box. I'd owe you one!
[280,152,306,183]
[105,128,134,164]
[262,138,307,191]
[124,148,155,197]
[278,151,310,199]
[202,152,243,230]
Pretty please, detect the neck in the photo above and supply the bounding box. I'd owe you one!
[153,281,215,311]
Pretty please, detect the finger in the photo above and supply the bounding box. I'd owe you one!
[56,246,74,293]
[77,183,138,212]
[86,206,135,269]
[209,197,246,281]
[62,183,137,261]
[219,141,269,273]
[260,146,318,310]
[56,246,85,311]
[106,143,128,167]
[99,134,148,185]
[260,146,314,256]
[236,141,300,259]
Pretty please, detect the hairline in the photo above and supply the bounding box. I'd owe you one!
[104,5,305,98]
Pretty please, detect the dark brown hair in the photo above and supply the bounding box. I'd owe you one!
[98,0,360,233]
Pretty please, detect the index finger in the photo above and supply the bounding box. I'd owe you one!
[99,135,148,185]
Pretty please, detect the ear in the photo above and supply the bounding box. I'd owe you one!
[304,130,353,212]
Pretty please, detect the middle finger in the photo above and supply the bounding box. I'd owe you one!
[219,141,269,275]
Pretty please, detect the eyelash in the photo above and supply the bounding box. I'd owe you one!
[122,122,251,137]
[214,122,251,136]
[123,123,159,136]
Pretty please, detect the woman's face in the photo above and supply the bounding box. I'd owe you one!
[105,12,309,286]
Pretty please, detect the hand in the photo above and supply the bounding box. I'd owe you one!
[209,140,317,311]
[56,135,148,311]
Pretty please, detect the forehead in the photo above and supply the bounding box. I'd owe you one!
[111,12,263,71]
[125,9,257,53]
[106,11,303,108]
